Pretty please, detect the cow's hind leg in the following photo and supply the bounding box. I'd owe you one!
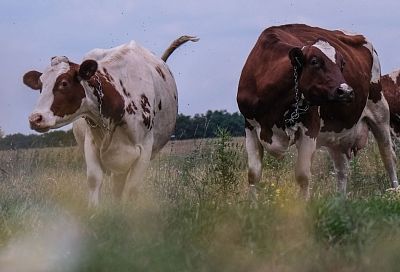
[327,147,349,194]
[295,129,316,199]
[245,127,264,200]
[84,133,103,208]
[365,98,398,188]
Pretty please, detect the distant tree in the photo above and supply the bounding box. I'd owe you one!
[175,110,245,140]
[0,127,4,138]
[0,110,245,150]
[0,130,76,150]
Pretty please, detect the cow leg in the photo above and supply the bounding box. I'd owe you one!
[295,129,316,199]
[122,143,152,203]
[372,129,398,188]
[365,99,399,188]
[245,127,264,200]
[111,172,127,199]
[84,134,103,208]
[327,148,349,194]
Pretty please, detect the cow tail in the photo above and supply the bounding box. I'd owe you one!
[161,35,199,62]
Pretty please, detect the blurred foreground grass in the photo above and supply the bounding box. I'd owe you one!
[1,134,400,271]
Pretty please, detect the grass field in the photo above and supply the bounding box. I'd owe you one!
[1,134,400,271]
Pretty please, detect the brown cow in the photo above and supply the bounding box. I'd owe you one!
[237,24,398,198]
[382,70,400,137]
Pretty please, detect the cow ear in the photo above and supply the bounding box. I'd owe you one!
[79,60,98,80]
[289,47,304,69]
[23,71,42,90]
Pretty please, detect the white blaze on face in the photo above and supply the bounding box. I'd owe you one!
[312,40,337,63]
[31,57,70,127]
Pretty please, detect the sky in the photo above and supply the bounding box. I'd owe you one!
[1,0,399,135]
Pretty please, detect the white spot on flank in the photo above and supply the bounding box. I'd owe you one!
[312,40,336,63]
[389,70,400,83]
[363,42,381,84]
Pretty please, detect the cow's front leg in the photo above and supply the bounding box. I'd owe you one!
[327,147,349,194]
[121,142,152,203]
[245,127,264,200]
[111,172,128,200]
[84,133,103,208]
[295,129,316,199]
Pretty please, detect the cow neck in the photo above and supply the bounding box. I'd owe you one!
[84,73,113,132]
[284,66,310,127]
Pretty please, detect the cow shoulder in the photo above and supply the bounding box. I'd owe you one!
[238,27,298,143]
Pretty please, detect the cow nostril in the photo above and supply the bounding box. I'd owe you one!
[335,85,354,102]
[336,88,345,96]
[29,113,43,125]
[336,84,354,98]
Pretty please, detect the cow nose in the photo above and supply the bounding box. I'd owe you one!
[29,113,43,128]
[336,83,354,102]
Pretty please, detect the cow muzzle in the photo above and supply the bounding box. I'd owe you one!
[29,113,51,133]
[335,83,354,102]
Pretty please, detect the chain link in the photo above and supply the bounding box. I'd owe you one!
[84,74,110,131]
[84,117,98,128]
[94,74,105,119]
[284,66,309,127]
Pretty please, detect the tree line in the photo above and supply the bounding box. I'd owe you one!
[0,110,245,150]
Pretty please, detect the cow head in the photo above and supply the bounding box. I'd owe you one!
[23,56,98,132]
[289,40,354,105]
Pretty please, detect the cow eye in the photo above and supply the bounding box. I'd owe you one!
[310,57,320,67]
[60,80,69,88]
[341,61,346,72]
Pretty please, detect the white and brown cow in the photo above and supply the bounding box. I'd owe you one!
[237,24,398,198]
[23,35,198,206]
[382,70,400,137]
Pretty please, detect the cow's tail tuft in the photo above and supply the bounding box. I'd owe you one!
[161,35,199,62]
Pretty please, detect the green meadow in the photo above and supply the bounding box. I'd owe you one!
[1,133,400,271]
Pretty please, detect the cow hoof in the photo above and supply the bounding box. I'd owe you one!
[298,187,310,200]
[248,184,258,207]
[386,185,400,193]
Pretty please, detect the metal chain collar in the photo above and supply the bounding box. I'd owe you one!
[284,66,310,127]
[84,74,110,131]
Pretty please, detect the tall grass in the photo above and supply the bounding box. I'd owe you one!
[1,135,400,271]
